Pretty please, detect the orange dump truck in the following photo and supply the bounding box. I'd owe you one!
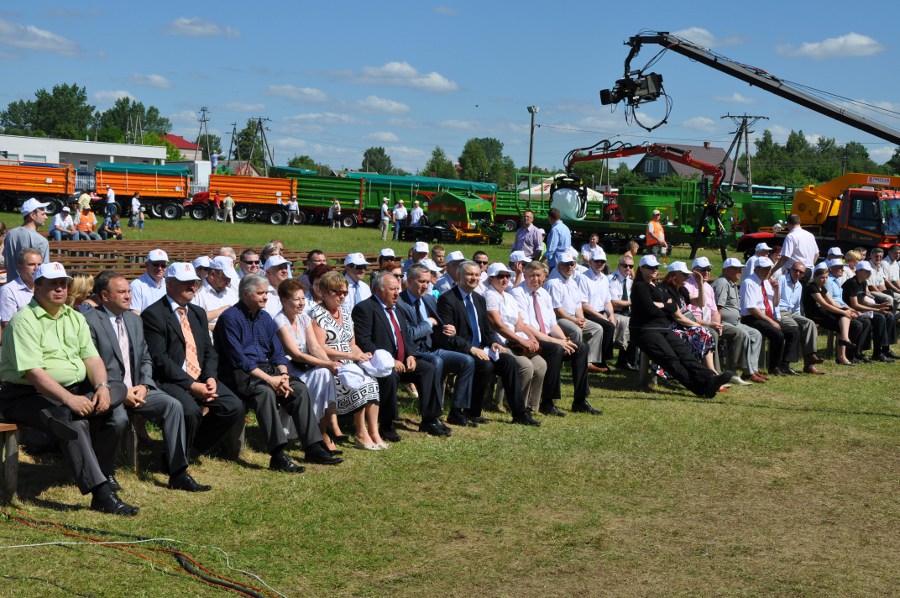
[184,173,297,224]
[93,162,192,220]
[0,159,76,215]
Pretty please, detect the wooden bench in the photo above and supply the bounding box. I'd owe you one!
[0,422,20,501]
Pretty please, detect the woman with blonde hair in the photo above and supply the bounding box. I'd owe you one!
[66,272,98,314]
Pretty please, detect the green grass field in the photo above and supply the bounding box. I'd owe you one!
[0,215,897,597]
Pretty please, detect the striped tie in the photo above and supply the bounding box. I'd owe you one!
[178,307,202,379]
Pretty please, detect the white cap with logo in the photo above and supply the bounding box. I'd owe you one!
[413,241,429,253]
[509,250,531,264]
[692,256,712,269]
[487,262,513,277]
[165,262,200,282]
[264,255,290,271]
[147,249,169,263]
[344,253,370,267]
[210,255,238,279]
[34,262,72,282]
[722,257,743,269]
[20,197,50,215]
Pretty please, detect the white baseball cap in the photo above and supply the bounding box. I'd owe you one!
[147,249,169,263]
[20,198,50,215]
[855,260,873,272]
[589,248,607,262]
[639,255,661,268]
[413,241,429,253]
[344,253,370,267]
[652,209,661,215]
[61,206,71,213]
[509,250,531,264]
[165,262,200,282]
[755,256,774,269]
[722,257,743,269]
[814,262,829,273]
[487,262,513,277]
[420,258,442,273]
[379,248,396,258]
[264,255,290,271]
[667,261,691,274]
[692,256,712,269]
[34,262,72,282]
[827,247,844,257]
[827,258,845,269]
[755,242,773,252]
[210,255,238,280]
[557,249,579,265]
[446,250,466,263]
[192,256,211,270]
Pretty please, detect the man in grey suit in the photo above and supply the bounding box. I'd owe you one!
[86,270,211,492]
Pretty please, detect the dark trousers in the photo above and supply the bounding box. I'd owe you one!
[0,380,127,494]
[110,388,190,475]
[585,313,616,362]
[416,348,475,410]
[633,326,718,396]
[741,315,798,370]
[538,338,589,404]
[377,359,438,430]
[870,312,897,352]
[159,380,244,456]
[469,352,525,417]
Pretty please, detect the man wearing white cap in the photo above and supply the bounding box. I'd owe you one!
[104,185,116,220]
[141,263,245,463]
[773,214,819,284]
[263,255,291,316]
[843,261,897,362]
[130,249,169,313]
[608,254,637,370]
[434,250,465,296]
[743,242,774,280]
[192,256,211,284]
[4,197,50,268]
[50,206,77,241]
[868,248,900,312]
[343,253,372,310]
[380,198,391,240]
[392,199,407,241]
[409,200,424,227]
[377,247,396,270]
[508,250,530,287]
[577,247,617,368]
[402,242,429,274]
[777,261,825,374]
[545,248,606,372]
[712,258,766,383]
[192,255,239,329]
[740,257,800,375]
[0,262,136,515]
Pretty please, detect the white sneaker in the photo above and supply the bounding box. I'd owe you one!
[730,374,752,386]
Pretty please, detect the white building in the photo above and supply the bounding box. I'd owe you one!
[0,134,166,172]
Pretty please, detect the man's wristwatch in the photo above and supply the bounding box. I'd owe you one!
[95,382,110,391]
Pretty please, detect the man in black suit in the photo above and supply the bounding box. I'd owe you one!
[352,271,448,440]
[141,263,244,461]
[86,270,211,492]
[436,261,540,427]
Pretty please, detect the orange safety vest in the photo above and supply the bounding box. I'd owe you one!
[647,219,664,246]
[76,211,96,233]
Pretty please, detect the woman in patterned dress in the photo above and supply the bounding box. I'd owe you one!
[661,262,717,372]
[310,271,384,450]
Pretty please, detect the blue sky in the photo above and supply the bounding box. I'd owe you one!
[1,1,898,174]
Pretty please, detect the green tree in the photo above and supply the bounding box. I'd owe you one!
[195,133,222,160]
[143,133,182,163]
[0,100,35,135]
[362,146,393,174]
[609,162,648,188]
[231,119,269,173]
[97,97,173,143]
[458,139,490,182]
[884,148,900,175]
[458,137,517,187]
[422,146,457,179]
[287,154,332,176]
[1,83,95,138]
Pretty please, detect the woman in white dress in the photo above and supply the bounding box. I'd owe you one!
[310,271,385,450]
[275,279,344,453]
[483,262,547,413]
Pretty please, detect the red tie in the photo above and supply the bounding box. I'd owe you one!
[533,291,547,334]
[386,307,406,362]
[761,282,774,319]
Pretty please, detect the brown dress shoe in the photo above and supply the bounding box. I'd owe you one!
[803,365,825,375]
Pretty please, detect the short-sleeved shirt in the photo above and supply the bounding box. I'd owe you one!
[191,279,238,327]
[841,276,867,307]
[510,283,557,334]
[130,272,166,312]
[802,281,829,322]
[544,221,572,269]
[777,274,804,315]
[577,269,612,312]
[868,263,886,288]
[4,226,49,268]
[780,226,818,269]
[825,274,847,308]
[393,205,408,221]
[711,276,741,325]
[683,276,718,323]
[881,256,900,282]
[0,300,98,386]
[545,269,584,317]
[739,273,774,318]
[484,287,526,345]
[0,278,34,323]
[511,224,542,259]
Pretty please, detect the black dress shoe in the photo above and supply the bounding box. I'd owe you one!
[539,404,566,417]
[447,409,473,427]
[620,361,639,371]
[873,353,895,363]
[380,428,402,443]
[332,434,351,445]
[168,473,212,492]
[703,371,734,398]
[91,493,139,516]
[467,415,489,425]
[39,408,78,441]
[106,475,123,493]
[329,449,344,456]
[511,413,541,427]
[305,445,344,465]
[782,367,802,376]
[269,453,305,473]
[418,421,450,436]
[571,401,602,415]
[883,349,899,359]
[434,419,452,434]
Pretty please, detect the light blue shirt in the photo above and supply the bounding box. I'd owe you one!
[545,220,571,269]
[825,273,847,308]
[778,274,803,315]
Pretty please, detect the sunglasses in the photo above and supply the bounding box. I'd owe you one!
[241,259,260,265]
[621,264,634,269]
[149,261,167,268]
[329,289,348,296]
[494,273,511,279]
[643,265,660,270]
[474,260,489,266]
[560,261,576,267]
[350,264,368,270]
[698,267,712,272]
[790,268,805,274]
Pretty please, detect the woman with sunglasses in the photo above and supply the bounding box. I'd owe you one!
[661,261,718,374]
[802,263,857,365]
[630,255,732,398]
[310,271,384,450]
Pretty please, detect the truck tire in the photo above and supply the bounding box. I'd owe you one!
[44,198,65,216]
[162,202,181,220]
[341,215,357,228]
[189,205,209,220]
[235,207,250,221]
[269,210,287,226]
[150,203,164,218]
[294,211,308,225]
[502,218,518,232]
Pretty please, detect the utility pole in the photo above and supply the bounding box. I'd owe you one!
[195,107,210,161]
[527,106,539,210]
[722,113,768,188]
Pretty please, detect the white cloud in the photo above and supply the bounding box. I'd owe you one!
[682,116,718,133]
[776,33,885,59]
[166,17,239,38]
[365,131,400,142]
[267,84,328,102]
[342,61,458,92]
[0,17,80,56]
[224,101,266,112]
[434,6,457,15]
[388,118,422,128]
[168,110,201,127]
[712,92,756,104]
[385,145,427,159]
[285,112,360,125]
[357,95,410,114]
[870,146,895,163]
[672,27,742,48]
[94,90,135,103]
[439,119,478,131]
[132,73,172,89]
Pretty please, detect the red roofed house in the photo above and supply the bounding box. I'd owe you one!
[632,142,747,185]
[163,133,203,160]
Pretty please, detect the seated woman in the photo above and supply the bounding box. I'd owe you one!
[483,262,546,414]
[629,255,732,398]
[66,272,98,314]
[310,271,384,451]
[305,263,333,306]
[661,262,718,373]
[802,263,857,365]
[275,279,345,452]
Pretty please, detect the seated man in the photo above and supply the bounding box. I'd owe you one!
[0,263,135,515]
[545,248,605,372]
[607,255,638,370]
[86,270,211,492]
[214,273,343,468]
[99,214,123,240]
[49,206,77,241]
[576,247,617,370]
[74,205,102,240]
[352,271,447,438]
[191,255,239,331]
[400,263,475,424]
[711,258,766,383]
[776,262,825,374]
[141,263,244,463]
[436,260,540,427]
[739,256,800,375]
[0,248,41,329]
[842,261,898,362]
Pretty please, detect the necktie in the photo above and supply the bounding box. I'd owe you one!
[761,282,774,319]
[386,307,406,361]
[465,294,481,347]
[622,277,629,301]
[178,307,202,379]
[115,315,133,388]
[416,298,431,349]
[354,282,361,306]
[533,291,547,334]
[414,298,423,324]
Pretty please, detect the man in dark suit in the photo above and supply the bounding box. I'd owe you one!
[436,261,540,427]
[352,271,448,440]
[86,270,211,492]
[400,263,476,424]
[141,263,244,461]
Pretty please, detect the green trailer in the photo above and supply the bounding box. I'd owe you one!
[400,191,503,245]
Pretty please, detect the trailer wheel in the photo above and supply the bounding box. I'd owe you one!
[502,218,518,232]
[189,205,209,220]
[235,207,250,221]
[150,203,164,218]
[269,210,287,226]
[341,215,357,228]
[43,198,64,216]
[293,211,307,225]
[162,202,182,220]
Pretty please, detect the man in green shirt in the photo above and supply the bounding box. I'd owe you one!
[0,263,137,515]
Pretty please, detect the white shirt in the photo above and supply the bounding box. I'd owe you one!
[0,278,33,323]
[881,255,900,282]
[51,213,74,232]
[342,275,372,311]
[130,272,166,312]
[777,274,803,315]
[409,206,424,225]
[106,188,115,204]
[191,279,238,327]
[577,269,612,313]
[131,196,141,215]
[393,205,408,221]
[608,270,632,306]
[264,285,282,317]
[781,225,819,269]
[739,273,775,318]
[510,282,557,334]
[433,272,455,296]
[381,203,390,219]
[544,268,585,317]
[484,286,527,345]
